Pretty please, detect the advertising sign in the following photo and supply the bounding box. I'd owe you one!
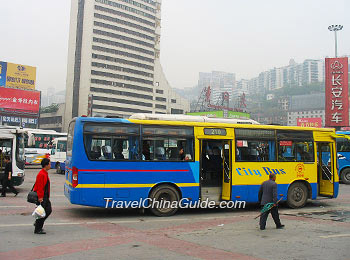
[325,57,349,127]
[0,61,36,90]
[187,110,251,119]
[297,117,322,128]
[187,111,223,118]
[227,111,250,119]
[0,87,40,113]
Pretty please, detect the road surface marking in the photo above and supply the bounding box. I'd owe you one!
[320,234,350,238]
[0,206,27,208]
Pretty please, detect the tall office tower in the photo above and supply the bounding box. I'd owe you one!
[64,0,189,130]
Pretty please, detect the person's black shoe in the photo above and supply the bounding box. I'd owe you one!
[260,227,265,230]
[0,194,6,197]
[34,230,46,234]
[276,225,285,229]
[14,192,19,197]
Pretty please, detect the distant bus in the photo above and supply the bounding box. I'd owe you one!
[50,137,67,174]
[333,131,350,184]
[65,114,339,216]
[24,129,66,165]
[0,127,26,186]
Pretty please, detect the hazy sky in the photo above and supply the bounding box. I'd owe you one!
[0,0,349,92]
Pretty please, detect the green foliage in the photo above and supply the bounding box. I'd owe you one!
[40,103,59,114]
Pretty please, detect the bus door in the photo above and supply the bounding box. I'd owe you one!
[200,139,232,201]
[317,142,334,197]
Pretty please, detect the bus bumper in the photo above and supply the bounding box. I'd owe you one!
[11,176,24,186]
[64,183,80,204]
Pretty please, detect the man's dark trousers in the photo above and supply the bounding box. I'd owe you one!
[259,206,282,229]
[1,178,18,196]
[35,199,52,232]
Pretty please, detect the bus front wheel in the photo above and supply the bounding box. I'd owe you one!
[340,168,350,184]
[287,182,308,208]
[55,163,61,174]
[149,185,180,217]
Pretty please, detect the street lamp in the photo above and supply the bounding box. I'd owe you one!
[328,24,343,57]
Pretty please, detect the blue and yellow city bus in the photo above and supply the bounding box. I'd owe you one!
[64,114,339,216]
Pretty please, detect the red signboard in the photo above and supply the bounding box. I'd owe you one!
[0,87,40,113]
[297,117,322,128]
[279,141,292,146]
[325,57,349,127]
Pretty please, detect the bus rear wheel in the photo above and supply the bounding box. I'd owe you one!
[149,185,180,217]
[287,182,308,208]
[340,168,350,185]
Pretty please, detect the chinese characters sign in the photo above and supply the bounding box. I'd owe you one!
[325,58,349,127]
[0,87,40,113]
[0,61,36,90]
[297,118,322,128]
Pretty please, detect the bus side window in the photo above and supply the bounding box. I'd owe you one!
[141,126,194,162]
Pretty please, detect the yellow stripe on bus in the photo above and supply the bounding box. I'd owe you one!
[74,183,200,189]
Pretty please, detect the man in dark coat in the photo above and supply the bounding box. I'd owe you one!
[1,156,18,197]
[258,173,284,230]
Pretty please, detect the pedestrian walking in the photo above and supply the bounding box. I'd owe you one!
[258,173,284,230]
[33,158,52,234]
[1,156,19,197]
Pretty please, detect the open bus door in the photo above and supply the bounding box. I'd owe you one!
[199,139,232,202]
[221,140,232,200]
[317,142,335,197]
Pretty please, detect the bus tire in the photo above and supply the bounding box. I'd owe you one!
[287,182,308,208]
[340,168,350,185]
[149,185,180,217]
[55,163,61,174]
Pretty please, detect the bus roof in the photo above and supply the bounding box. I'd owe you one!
[129,113,260,125]
[76,115,335,133]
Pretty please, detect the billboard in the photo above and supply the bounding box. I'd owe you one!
[0,87,40,114]
[187,110,250,119]
[325,57,349,127]
[297,117,322,128]
[0,61,36,90]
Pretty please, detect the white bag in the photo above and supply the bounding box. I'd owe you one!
[32,205,46,219]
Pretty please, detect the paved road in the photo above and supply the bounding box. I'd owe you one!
[1,167,350,260]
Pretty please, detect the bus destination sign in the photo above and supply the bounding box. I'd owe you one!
[204,128,227,136]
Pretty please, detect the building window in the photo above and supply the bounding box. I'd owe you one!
[156,89,163,94]
[171,99,176,103]
[155,104,166,109]
[156,97,166,102]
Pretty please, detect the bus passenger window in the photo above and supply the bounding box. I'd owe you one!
[142,126,194,161]
[236,140,275,162]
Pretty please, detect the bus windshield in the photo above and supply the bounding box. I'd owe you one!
[16,134,25,170]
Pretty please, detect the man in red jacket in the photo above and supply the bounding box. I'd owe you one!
[33,158,52,234]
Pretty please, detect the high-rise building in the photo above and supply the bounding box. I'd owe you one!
[64,0,189,130]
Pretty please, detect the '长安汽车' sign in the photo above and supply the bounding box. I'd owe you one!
[325,57,349,127]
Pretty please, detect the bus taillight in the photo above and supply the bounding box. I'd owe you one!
[72,167,78,188]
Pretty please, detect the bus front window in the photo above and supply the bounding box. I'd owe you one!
[16,134,25,170]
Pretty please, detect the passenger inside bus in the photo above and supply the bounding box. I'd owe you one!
[90,146,101,160]
[142,141,150,160]
[113,140,125,160]
[155,147,165,160]
[101,145,112,159]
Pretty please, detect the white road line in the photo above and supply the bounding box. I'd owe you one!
[0,215,248,228]
[0,206,27,208]
[320,234,350,238]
